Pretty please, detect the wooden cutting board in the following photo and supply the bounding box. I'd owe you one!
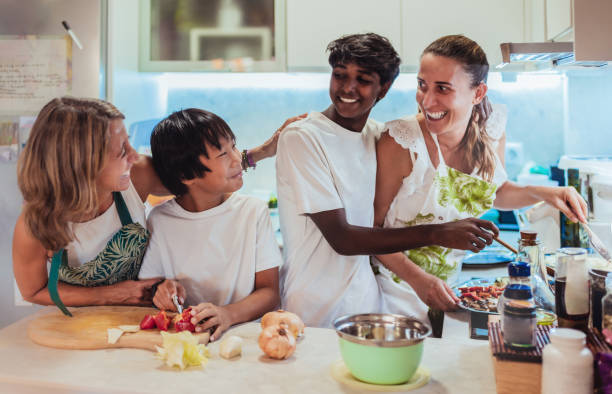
[27,306,209,351]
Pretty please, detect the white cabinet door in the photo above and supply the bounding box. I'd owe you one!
[286,0,402,70]
[546,0,573,41]
[401,0,525,68]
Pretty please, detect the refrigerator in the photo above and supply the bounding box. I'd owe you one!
[0,0,104,327]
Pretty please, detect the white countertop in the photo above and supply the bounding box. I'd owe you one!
[0,232,518,393]
[0,309,496,394]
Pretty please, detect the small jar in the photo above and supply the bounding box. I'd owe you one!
[541,328,593,394]
[501,262,536,349]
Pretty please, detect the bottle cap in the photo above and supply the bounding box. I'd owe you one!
[508,261,530,277]
[520,230,538,241]
[549,328,586,347]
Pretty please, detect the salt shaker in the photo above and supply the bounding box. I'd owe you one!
[541,328,593,394]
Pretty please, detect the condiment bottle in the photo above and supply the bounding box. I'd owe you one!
[554,247,589,331]
[602,276,612,332]
[517,230,555,311]
[541,328,593,394]
[501,262,536,349]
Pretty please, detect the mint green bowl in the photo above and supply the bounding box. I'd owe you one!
[333,314,430,385]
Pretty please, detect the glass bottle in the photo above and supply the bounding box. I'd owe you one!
[602,277,612,333]
[555,247,589,331]
[501,262,537,349]
[517,230,555,311]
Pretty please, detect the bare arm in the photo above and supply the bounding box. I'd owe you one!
[247,114,307,163]
[496,132,506,167]
[374,131,413,227]
[191,267,280,341]
[130,154,168,202]
[375,252,459,311]
[494,181,587,223]
[309,209,498,256]
[12,213,162,306]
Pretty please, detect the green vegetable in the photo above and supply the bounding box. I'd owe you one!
[155,331,210,369]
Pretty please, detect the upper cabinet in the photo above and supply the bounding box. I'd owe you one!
[286,0,525,71]
[286,0,402,70]
[545,0,573,41]
[401,0,525,69]
[139,0,286,71]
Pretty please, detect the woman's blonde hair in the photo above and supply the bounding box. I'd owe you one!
[18,97,125,251]
[422,35,496,182]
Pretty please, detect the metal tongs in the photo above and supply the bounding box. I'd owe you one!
[172,293,183,314]
[581,222,612,263]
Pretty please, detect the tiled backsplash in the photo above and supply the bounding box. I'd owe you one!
[114,70,611,197]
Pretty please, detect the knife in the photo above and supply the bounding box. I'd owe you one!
[172,294,183,314]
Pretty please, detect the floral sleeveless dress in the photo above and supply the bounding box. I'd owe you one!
[374,105,508,323]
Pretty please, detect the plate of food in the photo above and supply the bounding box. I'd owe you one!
[453,277,508,315]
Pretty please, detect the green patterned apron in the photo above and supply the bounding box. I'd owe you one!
[48,192,150,316]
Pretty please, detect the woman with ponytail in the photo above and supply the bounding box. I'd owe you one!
[371,35,587,328]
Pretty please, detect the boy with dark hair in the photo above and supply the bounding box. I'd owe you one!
[276,33,498,327]
[139,108,281,341]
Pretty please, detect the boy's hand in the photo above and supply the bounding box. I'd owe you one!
[256,113,307,159]
[190,303,233,341]
[433,218,499,253]
[152,279,186,312]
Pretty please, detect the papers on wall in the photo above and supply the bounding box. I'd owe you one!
[0,35,72,115]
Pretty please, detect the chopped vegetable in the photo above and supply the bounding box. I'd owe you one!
[173,308,196,333]
[155,331,209,369]
[219,335,243,359]
[107,328,124,344]
[153,311,171,331]
[118,325,140,333]
[140,314,156,330]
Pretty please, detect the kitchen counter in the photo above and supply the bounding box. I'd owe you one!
[0,308,495,394]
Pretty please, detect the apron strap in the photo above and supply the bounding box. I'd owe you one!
[48,249,73,317]
[113,191,133,226]
[47,193,133,316]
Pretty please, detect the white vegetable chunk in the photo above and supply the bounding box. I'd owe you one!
[107,328,124,344]
[219,336,243,359]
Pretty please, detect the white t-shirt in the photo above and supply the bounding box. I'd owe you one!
[276,111,383,328]
[138,193,282,307]
[66,182,146,267]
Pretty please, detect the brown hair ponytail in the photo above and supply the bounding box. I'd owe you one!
[423,35,496,182]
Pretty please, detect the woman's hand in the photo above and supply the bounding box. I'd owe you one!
[190,303,233,341]
[433,218,498,252]
[541,186,588,223]
[152,279,186,311]
[411,270,459,311]
[109,278,165,306]
[249,113,307,162]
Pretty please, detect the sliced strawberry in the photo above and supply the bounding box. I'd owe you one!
[139,314,156,330]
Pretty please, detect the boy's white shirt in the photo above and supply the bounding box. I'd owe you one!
[138,193,281,307]
[276,111,383,328]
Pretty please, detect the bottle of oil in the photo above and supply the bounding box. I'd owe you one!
[518,230,555,311]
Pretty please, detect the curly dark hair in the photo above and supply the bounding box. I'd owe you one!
[327,33,401,85]
[151,108,235,196]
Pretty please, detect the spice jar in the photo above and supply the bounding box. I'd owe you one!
[501,262,536,349]
[541,328,593,394]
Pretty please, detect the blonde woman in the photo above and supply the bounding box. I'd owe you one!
[373,35,588,326]
[13,97,301,315]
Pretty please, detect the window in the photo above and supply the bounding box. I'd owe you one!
[139,0,286,71]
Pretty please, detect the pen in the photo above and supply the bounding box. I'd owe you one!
[61,21,83,50]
